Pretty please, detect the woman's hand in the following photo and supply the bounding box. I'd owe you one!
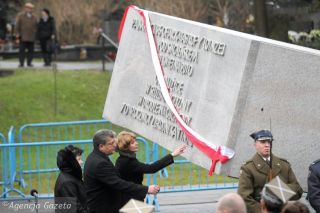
[171,144,187,157]
[147,185,160,194]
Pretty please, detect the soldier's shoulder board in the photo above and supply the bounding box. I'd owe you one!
[278,157,290,165]
[242,160,253,166]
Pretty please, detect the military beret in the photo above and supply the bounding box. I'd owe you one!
[261,176,296,212]
[250,129,273,141]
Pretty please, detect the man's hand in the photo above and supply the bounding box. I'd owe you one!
[171,144,187,157]
[147,185,160,194]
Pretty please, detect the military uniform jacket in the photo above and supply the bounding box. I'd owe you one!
[237,153,303,213]
[308,159,320,213]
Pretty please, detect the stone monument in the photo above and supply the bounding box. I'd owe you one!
[103,7,320,190]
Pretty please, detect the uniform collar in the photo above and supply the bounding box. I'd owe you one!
[253,153,281,177]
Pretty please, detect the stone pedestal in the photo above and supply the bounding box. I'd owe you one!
[103,8,320,190]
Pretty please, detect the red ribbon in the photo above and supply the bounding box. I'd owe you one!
[118,5,233,175]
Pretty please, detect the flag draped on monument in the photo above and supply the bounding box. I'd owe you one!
[118,5,235,174]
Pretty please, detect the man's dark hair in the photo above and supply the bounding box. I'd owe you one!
[93,129,116,150]
[281,201,310,213]
[261,187,284,213]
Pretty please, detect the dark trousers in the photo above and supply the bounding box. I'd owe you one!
[40,39,52,66]
[19,41,34,66]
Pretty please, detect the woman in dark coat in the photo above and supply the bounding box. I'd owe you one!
[37,8,56,66]
[54,145,87,213]
[115,131,186,206]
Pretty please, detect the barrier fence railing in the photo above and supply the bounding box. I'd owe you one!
[17,119,113,197]
[0,132,8,197]
[0,120,238,210]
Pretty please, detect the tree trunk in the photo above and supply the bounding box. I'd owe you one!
[254,0,268,37]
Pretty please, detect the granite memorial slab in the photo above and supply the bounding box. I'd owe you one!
[103,7,320,190]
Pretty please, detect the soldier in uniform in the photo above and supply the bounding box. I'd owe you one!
[237,130,303,213]
[307,159,320,213]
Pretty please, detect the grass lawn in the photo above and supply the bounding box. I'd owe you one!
[0,68,111,134]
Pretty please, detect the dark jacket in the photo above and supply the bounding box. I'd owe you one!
[84,150,148,213]
[54,149,87,213]
[308,159,320,213]
[238,153,303,213]
[115,152,173,205]
[37,16,56,40]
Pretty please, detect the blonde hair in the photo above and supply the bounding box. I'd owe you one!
[117,131,136,153]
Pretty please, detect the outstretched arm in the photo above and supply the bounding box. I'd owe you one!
[131,144,187,174]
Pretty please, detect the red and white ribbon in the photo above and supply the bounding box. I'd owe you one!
[118,5,235,175]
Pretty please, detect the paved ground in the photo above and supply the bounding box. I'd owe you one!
[0,190,315,213]
[0,60,114,71]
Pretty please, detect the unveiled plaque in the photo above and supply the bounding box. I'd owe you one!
[103,7,320,190]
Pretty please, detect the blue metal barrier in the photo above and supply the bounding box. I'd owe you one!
[150,143,238,212]
[0,120,152,200]
[0,120,111,198]
[0,132,8,197]
[0,120,238,211]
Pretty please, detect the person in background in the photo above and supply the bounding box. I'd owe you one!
[115,131,187,207]
[281,202,310,213]
[15,2,37,67]
[84,129,160,213]
[37,8,56,66]
[307,158,320,213]
[54,145,87,213]
[238,130,303,213]
[216,193,247,213]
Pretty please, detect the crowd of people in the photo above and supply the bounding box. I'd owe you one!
[53,128,319,213]
[15,2,56,67]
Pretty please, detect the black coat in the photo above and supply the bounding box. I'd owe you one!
[115,152,173,205]
[54,149,87,213]
[308,159,320,213]
[37,16,56,41]
[84,150,148,213]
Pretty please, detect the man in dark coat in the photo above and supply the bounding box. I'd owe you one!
[84,129,160,213]
[307,159,320,213]
[15,2,37,67]
[237,130,303,213]
[54,145,87,213]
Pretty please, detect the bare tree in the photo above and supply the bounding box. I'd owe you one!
[31,0,120,44]
[132,0,209,23]
[253,0,268,37]
[19,0,253,44]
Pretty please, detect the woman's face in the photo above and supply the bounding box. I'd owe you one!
[128,137,139,153]
[76,155,83,166]
[41,11,48,19]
